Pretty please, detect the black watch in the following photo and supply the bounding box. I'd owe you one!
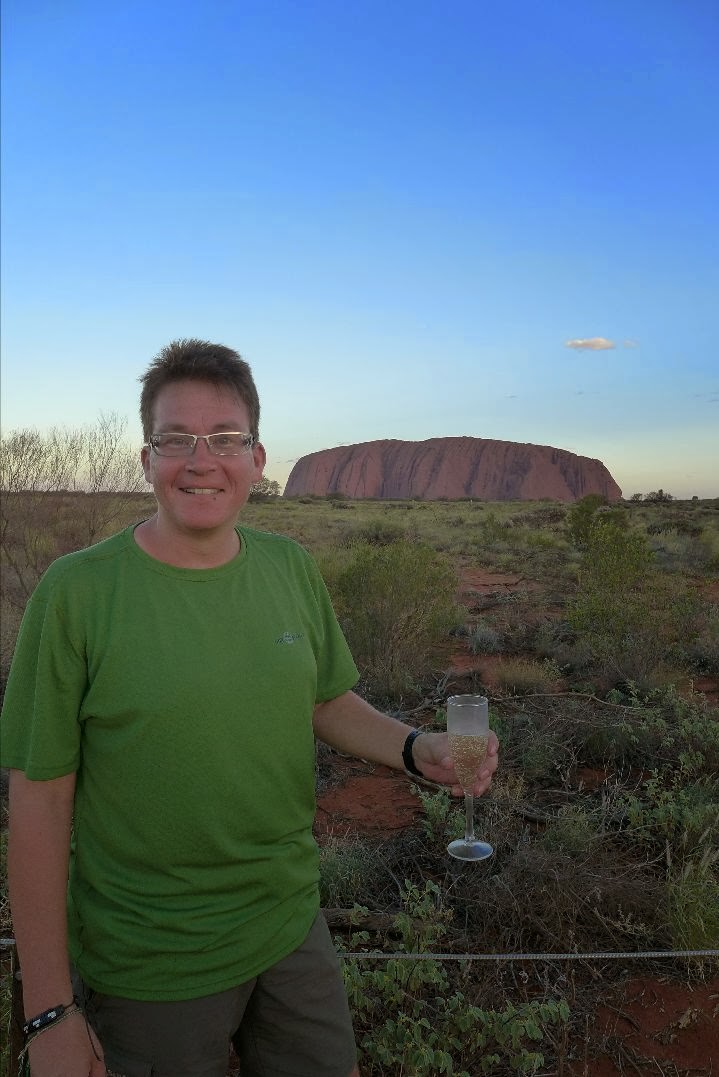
[402,728,425,778]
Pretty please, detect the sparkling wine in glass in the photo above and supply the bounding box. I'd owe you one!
[446,694,493,862]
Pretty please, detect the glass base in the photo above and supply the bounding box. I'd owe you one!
[447,838,494,862]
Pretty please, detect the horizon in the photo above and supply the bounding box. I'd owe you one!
[2,1,717,499]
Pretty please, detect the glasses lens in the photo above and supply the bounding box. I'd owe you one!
[152,434,195,456]
[207,433,253,455]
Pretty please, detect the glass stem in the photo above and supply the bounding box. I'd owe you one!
[464,793,476,843]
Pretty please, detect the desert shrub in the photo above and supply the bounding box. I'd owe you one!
[569,523,696,691]
[621,774,718,855]
[532,620,594,678]
[566,494,607,548]
[650,532,719,574]
[327,541,459,701]
[494,658,561,695]
[666,851,719,949]
[538,805,604,858]
[683,604,719,675]
[479,511,511,544]
[468,619,504,655]
[339,519,408,548]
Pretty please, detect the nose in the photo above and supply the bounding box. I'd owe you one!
[186,437,217,468]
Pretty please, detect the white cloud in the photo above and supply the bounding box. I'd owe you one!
[565,337,616,351]
[622,339,640,347]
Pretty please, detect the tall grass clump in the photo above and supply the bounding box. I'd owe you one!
[319,837,379,909]
[327,541,459,702]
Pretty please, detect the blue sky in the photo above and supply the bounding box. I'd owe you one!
[2,0,717,497]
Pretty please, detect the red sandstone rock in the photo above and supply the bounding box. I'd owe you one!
[283,438,622,501]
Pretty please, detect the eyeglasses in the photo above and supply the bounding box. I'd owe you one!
[148,432,255,457]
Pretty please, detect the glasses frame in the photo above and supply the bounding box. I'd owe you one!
[147,432,256,457]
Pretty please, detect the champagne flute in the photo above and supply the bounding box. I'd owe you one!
[446,694,494,861]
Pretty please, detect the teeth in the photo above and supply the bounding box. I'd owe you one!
[184,488,219,494]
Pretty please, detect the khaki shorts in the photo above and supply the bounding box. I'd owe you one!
[74,913,357,1077]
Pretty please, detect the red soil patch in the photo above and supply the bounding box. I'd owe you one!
[315,758,421,841]
[569,975,719,1075]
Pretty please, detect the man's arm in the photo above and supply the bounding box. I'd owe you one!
[312,690,498,797]
[8,769,105,1074]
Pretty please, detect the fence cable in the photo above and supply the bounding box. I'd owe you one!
[338,948,719,962]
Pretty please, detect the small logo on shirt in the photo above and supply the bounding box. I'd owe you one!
[276,631,304,645]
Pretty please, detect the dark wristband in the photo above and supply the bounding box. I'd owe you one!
[402,728,425,778]
[23,999,77,1038]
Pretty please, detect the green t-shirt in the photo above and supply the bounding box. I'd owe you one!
[1,525,358,1000]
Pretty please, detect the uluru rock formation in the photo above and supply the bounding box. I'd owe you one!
[284,438,622,502]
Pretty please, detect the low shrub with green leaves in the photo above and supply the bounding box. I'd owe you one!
[340,881,570,1075]
[416,786,463,848]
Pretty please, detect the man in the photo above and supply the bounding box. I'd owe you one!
[2,339,499,1077]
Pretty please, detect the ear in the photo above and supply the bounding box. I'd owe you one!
[252,440,267,480]
[140,444,153,483]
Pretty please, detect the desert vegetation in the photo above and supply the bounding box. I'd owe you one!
[1,482,718,1075]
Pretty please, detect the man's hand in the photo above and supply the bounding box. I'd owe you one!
[27,1011,105,1076]
[412,729,499,797]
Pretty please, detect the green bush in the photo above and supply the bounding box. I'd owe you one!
[327,541,459,701]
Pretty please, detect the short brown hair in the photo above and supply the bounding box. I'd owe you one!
[139,339,260,441]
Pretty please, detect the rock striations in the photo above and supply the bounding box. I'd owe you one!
[284,438,622,502]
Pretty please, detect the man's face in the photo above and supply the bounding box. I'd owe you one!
[141,379,266,541]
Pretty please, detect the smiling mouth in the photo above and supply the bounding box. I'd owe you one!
[182,488,221,495]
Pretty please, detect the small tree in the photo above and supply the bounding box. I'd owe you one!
[248,476,281,501]
[1,415,144,606]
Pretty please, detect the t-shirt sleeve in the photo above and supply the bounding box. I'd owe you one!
[302,553,359,703]
[0,569,87,779]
